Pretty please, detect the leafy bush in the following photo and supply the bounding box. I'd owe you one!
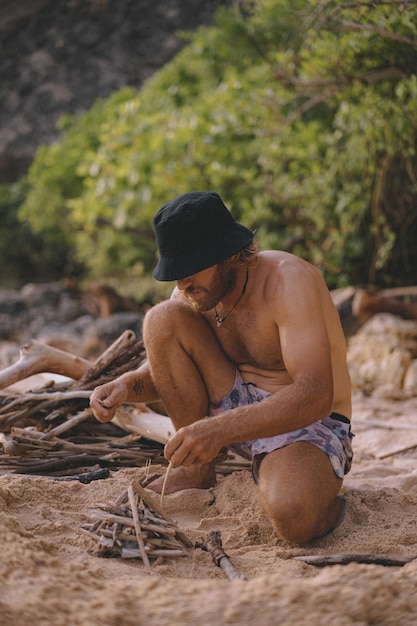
[17,0,417,289]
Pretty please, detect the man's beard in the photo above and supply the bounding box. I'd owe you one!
[184,263,236,313]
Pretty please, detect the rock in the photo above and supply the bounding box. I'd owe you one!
[81,312,144,358]
[0,281,89,342]
[403,360,417,395]
[0,0,222,182]
[347,313,417,395]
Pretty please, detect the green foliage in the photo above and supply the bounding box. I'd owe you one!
[0,181,73,286]
[17,0,417,289]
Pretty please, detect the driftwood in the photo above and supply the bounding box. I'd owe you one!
[80,479,193,563]
[0,331,175,477]
[295,553,416,567]
[0,330,250,479]
[0,329,141,393]
[0,427,166,476]
[352,288,417,320]
[332,285,417,336]
[0,330,145,430]
[0,340,91,390]
[195,530,246,581]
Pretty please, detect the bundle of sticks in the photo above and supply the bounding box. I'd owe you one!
[80,479,193,566]
[0,330,250,479]
[0,331,167,478]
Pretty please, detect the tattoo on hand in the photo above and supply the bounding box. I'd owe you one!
[133,379,145,398]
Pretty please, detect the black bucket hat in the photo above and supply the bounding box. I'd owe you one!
[152,191,254,281]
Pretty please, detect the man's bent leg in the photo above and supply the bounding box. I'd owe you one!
[142,300,236,493]
[256,442,343,545]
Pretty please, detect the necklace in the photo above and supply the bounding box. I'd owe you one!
[214,269,249,328]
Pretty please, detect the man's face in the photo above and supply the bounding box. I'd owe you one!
[176,261,236,312]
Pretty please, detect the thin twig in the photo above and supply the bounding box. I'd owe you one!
[160,461,172,505]
[127,485,150,567]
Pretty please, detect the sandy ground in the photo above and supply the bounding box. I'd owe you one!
[1,389,417,625]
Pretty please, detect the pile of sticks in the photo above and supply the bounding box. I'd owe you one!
[0,331,167,478]
[80,479,193,565]
[0,330,250,479]
[0,426,166,479]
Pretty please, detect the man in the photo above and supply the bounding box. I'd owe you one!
[90,191,353,545]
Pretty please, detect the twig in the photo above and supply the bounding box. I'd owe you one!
[127,485,150,567]
[160,461,172,505]
[378,443,417,459]
[365,420,417,431]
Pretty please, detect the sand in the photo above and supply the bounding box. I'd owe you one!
[1,389,417,625]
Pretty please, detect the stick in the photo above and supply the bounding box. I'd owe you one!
[11,453,104,475]
[378,443,417,459]
[41,408,94,440]
[160,461,172,505]
[294,553,416,567]
[127,485,150,567]
[365,420,417,431]
[76,330,136,386]
[196,531,246,581]
[2,391,91,409]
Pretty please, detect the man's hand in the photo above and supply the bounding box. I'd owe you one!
[90,381,129,422]
[164,419,224,467]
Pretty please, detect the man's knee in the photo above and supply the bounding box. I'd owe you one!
[143,299,196,341]
[258,490,323,545]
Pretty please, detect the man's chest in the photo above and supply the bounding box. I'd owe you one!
[208,308,284,370]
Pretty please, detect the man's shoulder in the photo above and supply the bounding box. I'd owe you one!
[258,251,324,296]
[259,250,315,274]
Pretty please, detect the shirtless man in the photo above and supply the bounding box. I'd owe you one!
[90,191,353,546]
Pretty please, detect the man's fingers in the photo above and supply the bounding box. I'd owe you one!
[164,431,189,466]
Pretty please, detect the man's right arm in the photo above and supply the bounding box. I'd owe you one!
[90,360,159,423]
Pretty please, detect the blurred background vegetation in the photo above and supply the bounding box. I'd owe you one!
[2,0,417,299]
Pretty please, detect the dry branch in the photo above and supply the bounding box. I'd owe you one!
[196,530,246,581]
[74,330,137,389]
[0,340,91,390]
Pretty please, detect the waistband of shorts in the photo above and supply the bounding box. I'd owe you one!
[328,411,350,424]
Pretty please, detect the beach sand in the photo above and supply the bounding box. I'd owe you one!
[1,389,417,625]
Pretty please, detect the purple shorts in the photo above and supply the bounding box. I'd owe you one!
[209,370,354,483]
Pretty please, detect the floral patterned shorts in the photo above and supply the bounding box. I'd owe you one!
[209,369,354,483]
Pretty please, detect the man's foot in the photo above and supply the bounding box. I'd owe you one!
[146,462,216,495]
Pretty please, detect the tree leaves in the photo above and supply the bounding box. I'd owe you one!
[17,0,417,288]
